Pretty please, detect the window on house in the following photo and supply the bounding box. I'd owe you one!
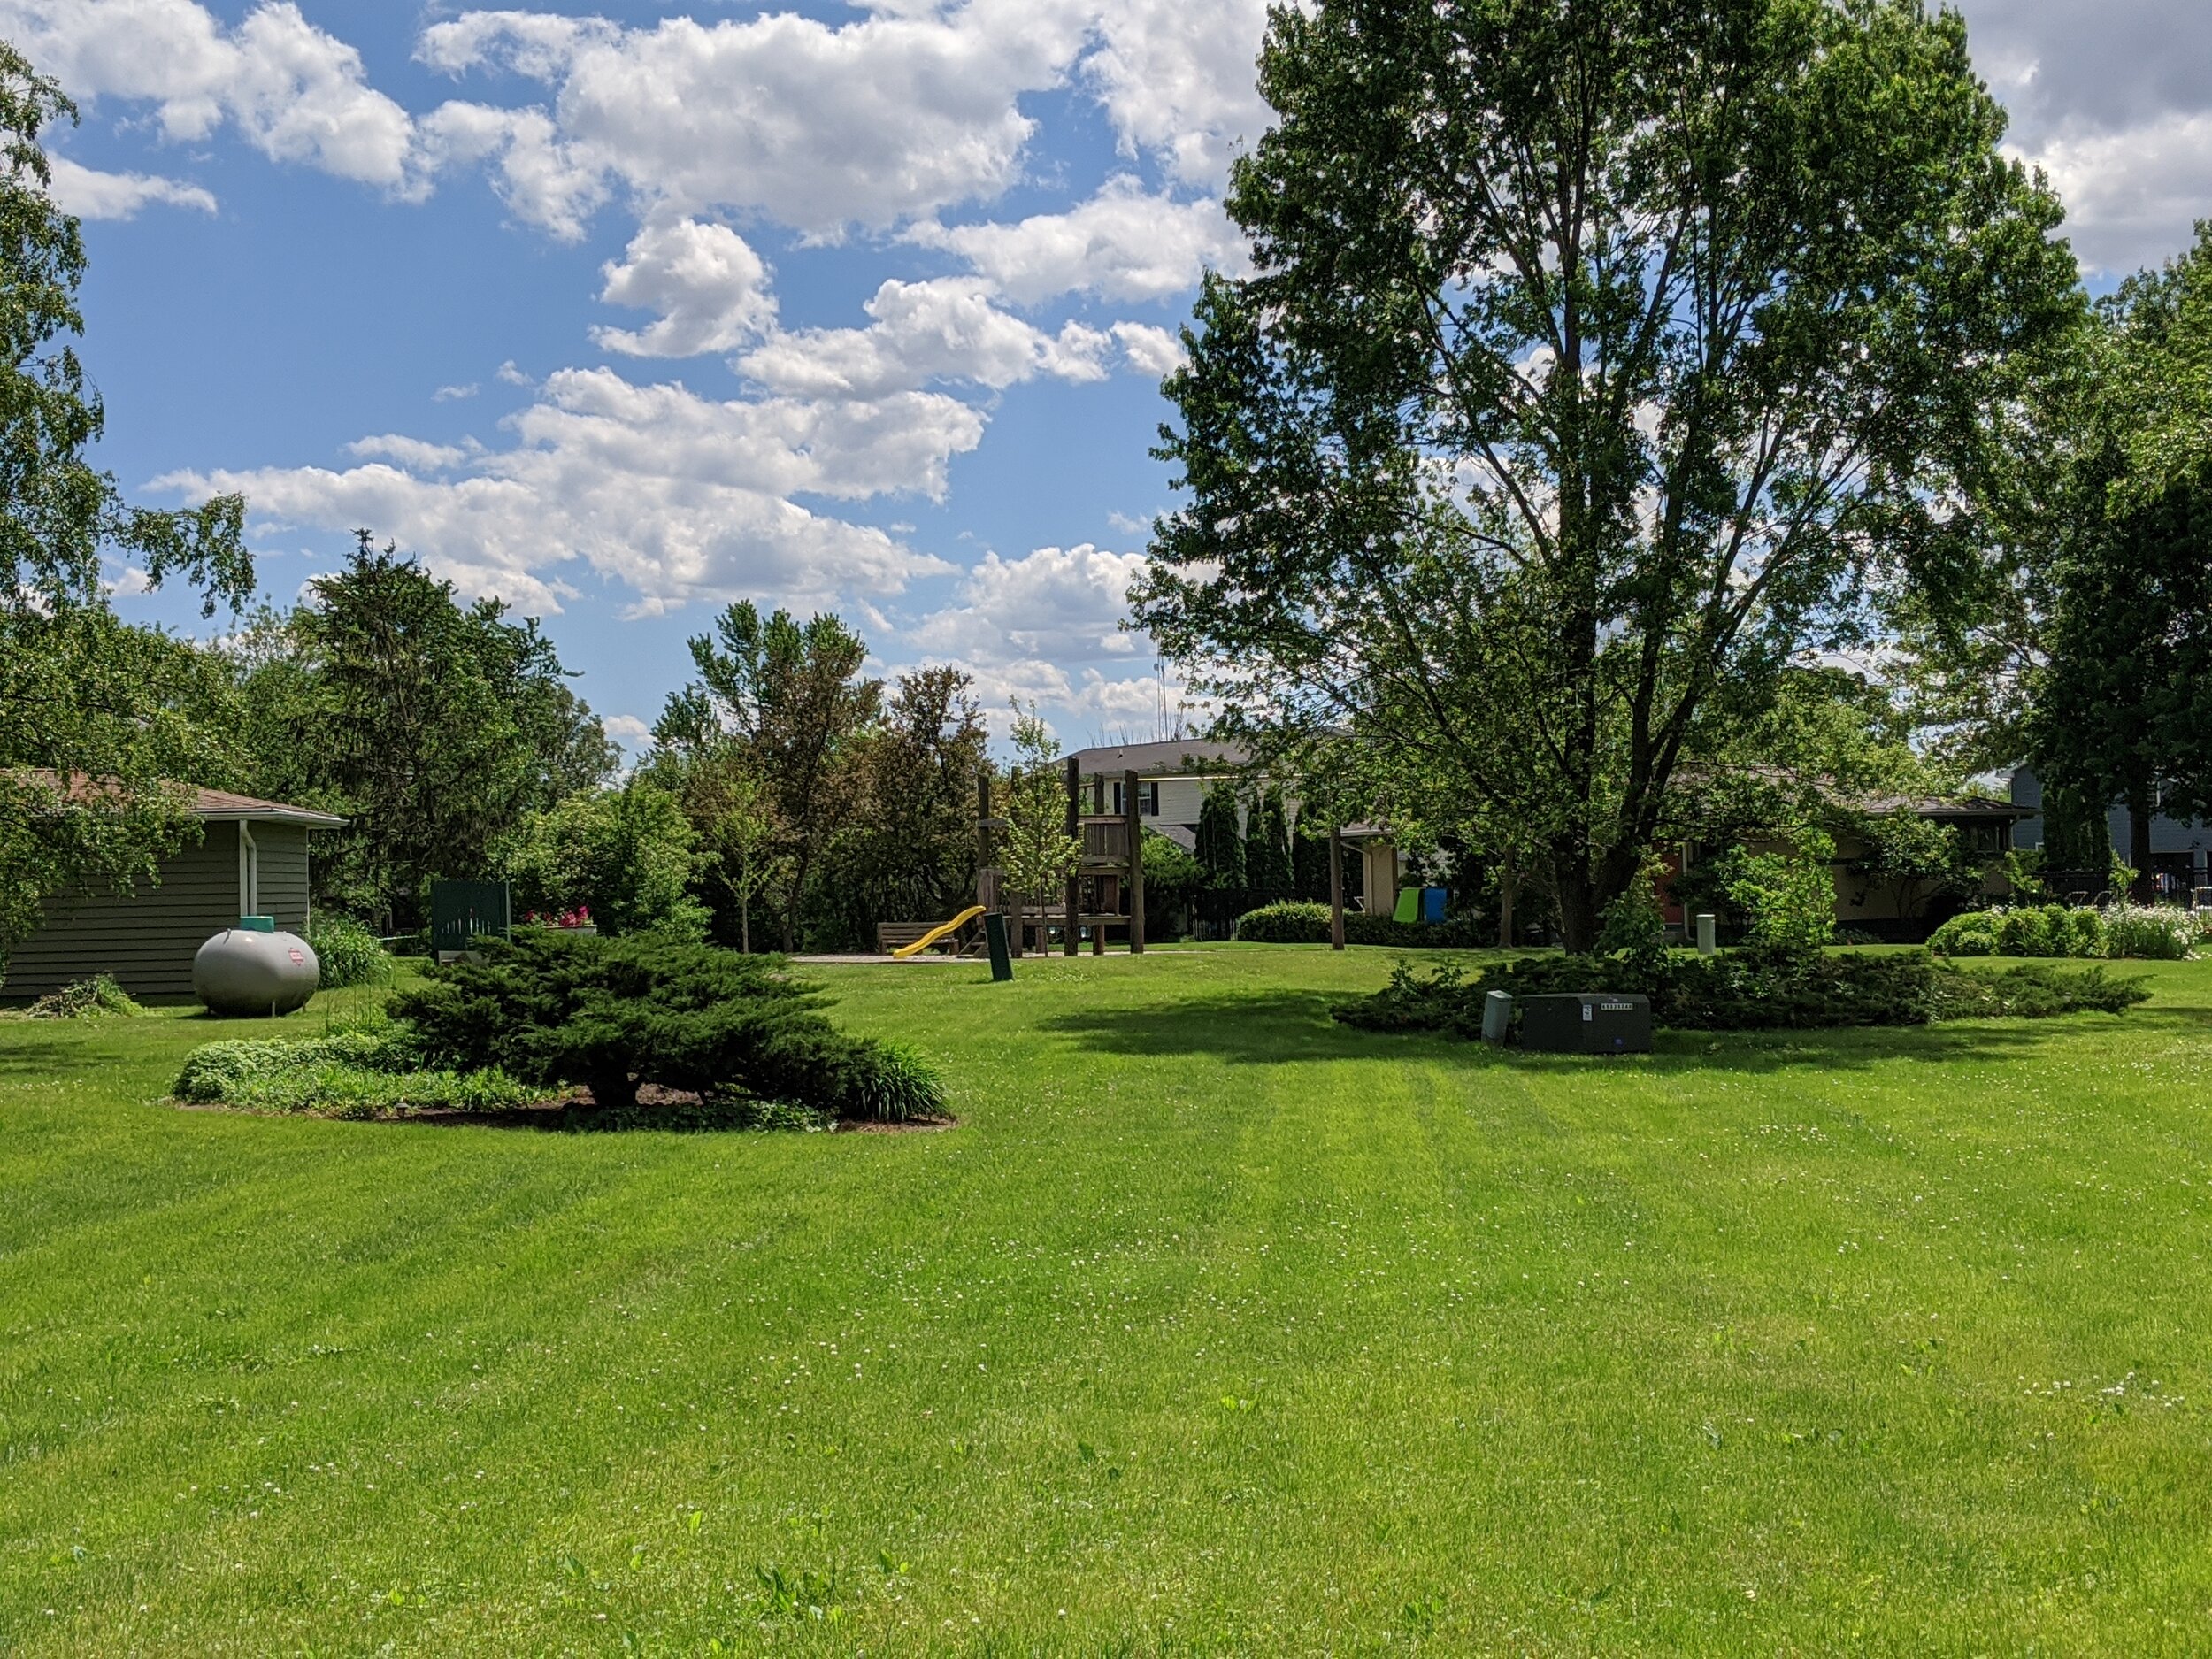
[1111,780,1160,817]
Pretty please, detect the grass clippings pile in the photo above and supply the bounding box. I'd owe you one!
[5,974,145,1021]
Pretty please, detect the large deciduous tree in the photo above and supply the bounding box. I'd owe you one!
[1133,0,2079,950]
[0,42,251,966]
[2023,229,2212,890]
[815,666,990,945]
[654,603,879,950]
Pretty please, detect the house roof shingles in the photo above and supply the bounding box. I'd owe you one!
[15,771,345,828]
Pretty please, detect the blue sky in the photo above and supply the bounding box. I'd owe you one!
[24,0,2212,755]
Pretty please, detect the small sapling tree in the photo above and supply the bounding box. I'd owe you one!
[998,705,1081,951]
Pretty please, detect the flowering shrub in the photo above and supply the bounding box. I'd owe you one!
[521,906,595,929]
[2101,904,2196,960]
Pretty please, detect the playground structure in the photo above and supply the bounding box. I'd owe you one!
[974,761,1148,956]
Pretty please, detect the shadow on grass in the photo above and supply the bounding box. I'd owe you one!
[1038,992,2212,1074]
[0,1035,97,1079]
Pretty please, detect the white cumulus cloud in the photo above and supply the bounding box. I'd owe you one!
[0,0,420,189]
[907,174,1246,304]
[344,434,473,471]
[155,367,973,618]
[46,155,216,219]
[739,277,1110,399]
[908,541,1148,668]
[418,2,1096,239]
[1085,0,1276,186]
[593,217,777,358]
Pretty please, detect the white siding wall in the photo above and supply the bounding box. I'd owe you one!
[1150,776,1215,830]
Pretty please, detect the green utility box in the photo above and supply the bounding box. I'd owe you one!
[1517,993,1652,1054]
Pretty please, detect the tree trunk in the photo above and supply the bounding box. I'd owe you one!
[781,852,808,952]
[2128,780,2155,902]
[1496,854,1516,950]
[1328,826,1345,951]
[586,1070,637,1111]
[1555,856,1601,956]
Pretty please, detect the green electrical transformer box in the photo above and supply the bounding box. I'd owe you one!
[1517,993,1652,1054]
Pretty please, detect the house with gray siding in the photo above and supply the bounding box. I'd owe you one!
[1,784,344,1004]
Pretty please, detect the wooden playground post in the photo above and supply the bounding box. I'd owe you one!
[1063,756,1081,956]
[1125,768,1145,954]
[1329,825,1346,950]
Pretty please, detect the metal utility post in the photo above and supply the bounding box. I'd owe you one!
[1063,756,1081,957]
[1125,768,1145,954]
[1329,825,1346,950]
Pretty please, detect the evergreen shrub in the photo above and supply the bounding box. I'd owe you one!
[392,930,946,1122]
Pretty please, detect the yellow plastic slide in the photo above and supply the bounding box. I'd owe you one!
[890,904,987,959]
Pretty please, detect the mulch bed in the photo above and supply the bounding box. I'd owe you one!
[174,1082,955,1133]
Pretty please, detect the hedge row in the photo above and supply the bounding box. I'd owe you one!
[1334,948,2149,1036]
[1233,900,1491,949]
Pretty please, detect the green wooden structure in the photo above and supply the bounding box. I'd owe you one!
[430,879,511,960]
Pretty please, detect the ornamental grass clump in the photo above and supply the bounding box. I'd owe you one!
[392,930,948,1124]
[305,912,392,988]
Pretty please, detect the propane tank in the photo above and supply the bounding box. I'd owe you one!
[194,921,320,1017]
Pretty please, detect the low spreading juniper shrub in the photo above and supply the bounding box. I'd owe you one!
[1233,900,1490,948]
[561,1096,833,1133]
[392,930,949,1124]
[1335,949,2150,1037]
[1929,963,2151,1019]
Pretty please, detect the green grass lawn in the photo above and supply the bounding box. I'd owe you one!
[4,947,2212,1655]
